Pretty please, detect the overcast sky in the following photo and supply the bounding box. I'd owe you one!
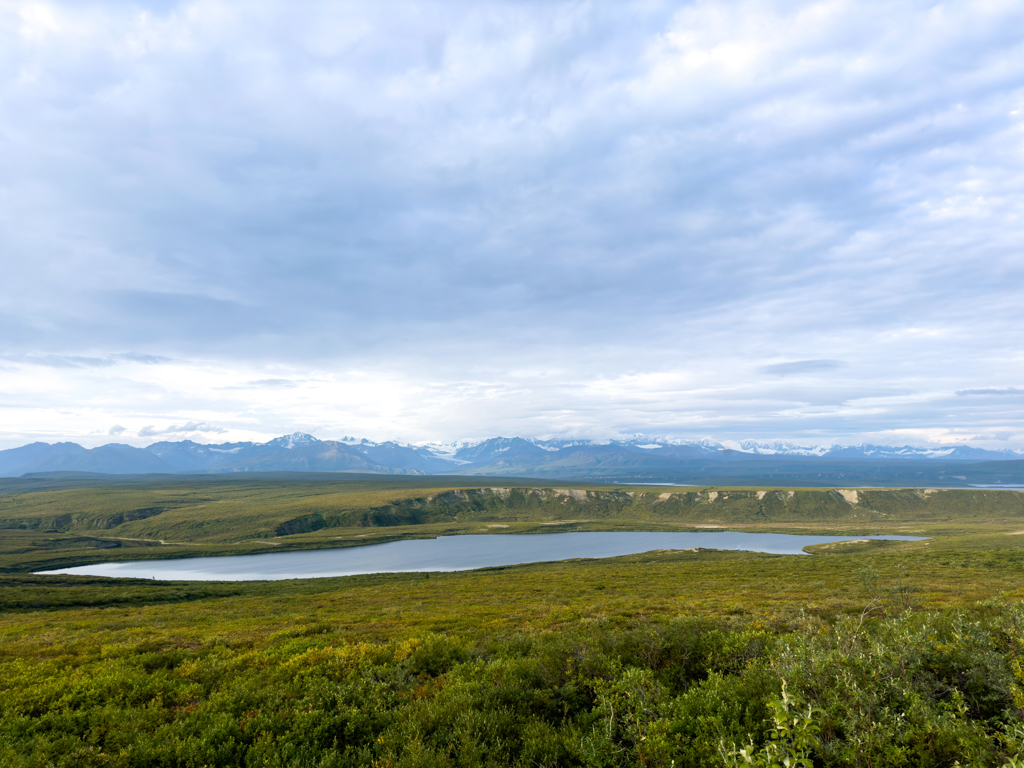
[1,0,1022,449]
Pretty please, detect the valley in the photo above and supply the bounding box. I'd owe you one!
[3,474,1024,767]
[2,473,1023,573]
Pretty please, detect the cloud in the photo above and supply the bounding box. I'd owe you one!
[759,360,844,377]
[113,353,172,365]
[137,422,226,437]
[4,353,170,368]
[177,421,226,433]
[19,355,117,369]
[956,388,1024,396]
[108,424,126,435]
[0,1,1022,448]
[217,378,303,390]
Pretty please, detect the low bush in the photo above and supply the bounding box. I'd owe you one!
[2,604,1023,766]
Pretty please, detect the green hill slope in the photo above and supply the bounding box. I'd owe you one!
[1,473,1023,572]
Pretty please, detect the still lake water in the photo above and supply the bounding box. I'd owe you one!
[39,531,926,582]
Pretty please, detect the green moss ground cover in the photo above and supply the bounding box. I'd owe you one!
[2,475,1024,766]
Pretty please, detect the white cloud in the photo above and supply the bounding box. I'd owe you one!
[0,0,1021,449]
[137,421,225,437]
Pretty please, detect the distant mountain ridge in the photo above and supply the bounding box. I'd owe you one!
[0,432,1022,485]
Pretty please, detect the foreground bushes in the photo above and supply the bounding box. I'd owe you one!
[2,604,1023,767]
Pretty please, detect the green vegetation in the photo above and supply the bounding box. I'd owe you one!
[3,473,1023,573]
[2,474,1024,766]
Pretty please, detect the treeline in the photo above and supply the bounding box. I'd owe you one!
[3,603,1024,767]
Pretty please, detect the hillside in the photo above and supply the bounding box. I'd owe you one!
[4,475,1024,767]
[2,472,1024,573]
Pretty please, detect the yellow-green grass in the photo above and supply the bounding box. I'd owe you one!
[2,474,1023,572]
[2,475,1023,639]
[4,477,1024,767]
[4,541,1024,648]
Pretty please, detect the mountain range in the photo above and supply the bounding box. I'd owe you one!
[1,433,1022,487]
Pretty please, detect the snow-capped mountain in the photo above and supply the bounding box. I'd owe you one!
[0,431,1021,482]
[611,435,725,451]
[450,437,551,465]
[734,440,829,456]
[410,440,478,462]
[264,432,322,450]
[819,444,1024,461]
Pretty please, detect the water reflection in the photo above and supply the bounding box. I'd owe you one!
[39,531,926,582]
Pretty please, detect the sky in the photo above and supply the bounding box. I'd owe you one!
[1,0,1023,450]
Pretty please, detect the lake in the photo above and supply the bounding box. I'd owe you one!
[38,531,926,581]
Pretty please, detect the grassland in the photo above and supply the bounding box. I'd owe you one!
[3,473,1024,766]
[3,471,1024,573]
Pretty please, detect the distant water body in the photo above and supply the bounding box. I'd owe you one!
[39,531,926,582]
